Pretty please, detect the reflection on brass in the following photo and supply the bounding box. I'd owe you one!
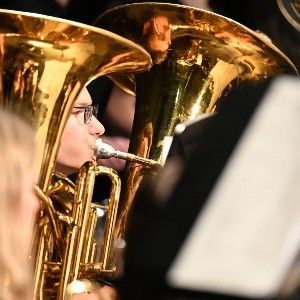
[277,0,300,31]
[94,2,299,277]
[0,8,151,300]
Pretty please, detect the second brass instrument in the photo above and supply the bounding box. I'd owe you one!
[93,2,299,276]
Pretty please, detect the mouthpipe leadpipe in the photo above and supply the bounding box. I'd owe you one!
[94,138,160,167]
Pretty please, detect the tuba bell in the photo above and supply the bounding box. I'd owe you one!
[93,2,299,277]
[0,8,152,299]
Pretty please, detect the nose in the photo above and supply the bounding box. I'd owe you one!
[89,115,105,137]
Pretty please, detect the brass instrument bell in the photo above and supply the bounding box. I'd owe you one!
[93,2,299,277]
[0,8,152,192]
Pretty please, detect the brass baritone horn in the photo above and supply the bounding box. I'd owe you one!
[0,8,152,299]
[93,2,299,276]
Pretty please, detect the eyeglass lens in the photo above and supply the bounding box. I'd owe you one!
[84,105,99,124]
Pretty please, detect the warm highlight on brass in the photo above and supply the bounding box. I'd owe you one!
[0,8,152,299]
[94,2,299,276]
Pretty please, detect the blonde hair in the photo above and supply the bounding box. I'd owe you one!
[0,108,36,300]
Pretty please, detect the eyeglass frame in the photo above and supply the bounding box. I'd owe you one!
[72,104,99,124]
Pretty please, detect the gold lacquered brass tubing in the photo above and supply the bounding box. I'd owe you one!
[95,166,121,271]
[33,185,64,258]
[84,208,98,263]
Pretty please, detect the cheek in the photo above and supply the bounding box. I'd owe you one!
[57,121,92,169]
[59,120,83,156]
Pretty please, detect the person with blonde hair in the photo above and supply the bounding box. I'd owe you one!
[0,108,40,300]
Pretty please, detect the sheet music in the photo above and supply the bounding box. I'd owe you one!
[167,76,300,298]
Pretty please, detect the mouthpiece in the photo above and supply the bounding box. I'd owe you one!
[94,138,160,167]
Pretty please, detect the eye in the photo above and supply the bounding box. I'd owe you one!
[72,108,84,115]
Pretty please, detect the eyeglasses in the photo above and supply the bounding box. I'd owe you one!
[72,104,99,124]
